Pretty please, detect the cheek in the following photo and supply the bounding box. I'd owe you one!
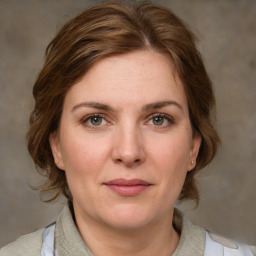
[150,136,191,170]
[60,138,109,201]
[148,135,191,193]
[60,133,110,177]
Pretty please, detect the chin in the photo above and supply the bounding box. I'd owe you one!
[101,204,155,230]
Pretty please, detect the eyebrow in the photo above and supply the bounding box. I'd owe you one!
[142,100,183,112]
[72,100,183,113]
[72,102,114,112]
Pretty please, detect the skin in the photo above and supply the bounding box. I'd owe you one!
[50,50,201,256]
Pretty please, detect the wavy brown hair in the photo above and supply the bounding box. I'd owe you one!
[27,1,220,205]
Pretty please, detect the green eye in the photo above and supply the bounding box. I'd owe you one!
[90,116,103,126]
[152,116,165,126]
[82,114,108,128]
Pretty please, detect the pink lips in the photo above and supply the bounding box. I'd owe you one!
[103,179,152,196]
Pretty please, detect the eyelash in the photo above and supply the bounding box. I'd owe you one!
[147,113,174,127]
[81,113,174,128]
[81,114,109,128]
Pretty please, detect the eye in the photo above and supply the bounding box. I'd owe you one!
[152,116,165,126]
[82,114,107,127]
[148,113,173,127]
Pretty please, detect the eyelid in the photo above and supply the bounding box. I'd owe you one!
[80,112,174,128]
[81,113,110,127]
[148,112,173,120]
[82,113,104,120]
[146,112,174,126]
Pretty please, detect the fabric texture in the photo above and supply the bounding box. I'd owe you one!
[41,224,58,256]
[204,231,254,256]
[0,204,255,256]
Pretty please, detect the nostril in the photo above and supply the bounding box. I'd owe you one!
[114,157,142,166]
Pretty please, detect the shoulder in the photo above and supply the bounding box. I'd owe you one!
[250,246,256,256]
[174,209,256,256]
[0,228,44,256]
[205,231,256,256]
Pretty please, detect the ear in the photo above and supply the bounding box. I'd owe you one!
[188,132,202,171]
[49,132,65,170]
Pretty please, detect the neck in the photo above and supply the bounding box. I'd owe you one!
[74,208,179,256]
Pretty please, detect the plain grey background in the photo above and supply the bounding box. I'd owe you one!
[1,0,256,247]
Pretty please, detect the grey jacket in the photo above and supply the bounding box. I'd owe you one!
[1,204,255,256]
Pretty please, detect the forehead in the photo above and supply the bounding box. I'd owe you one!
[84,50,176,84]
[64,50,188,110]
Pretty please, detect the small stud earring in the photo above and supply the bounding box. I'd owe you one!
[191,160,194,164]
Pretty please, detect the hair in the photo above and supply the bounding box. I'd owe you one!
[27,0,220,205]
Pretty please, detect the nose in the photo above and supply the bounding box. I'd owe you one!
[112,125,146,167]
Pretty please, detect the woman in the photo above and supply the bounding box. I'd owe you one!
[1,1,255,255]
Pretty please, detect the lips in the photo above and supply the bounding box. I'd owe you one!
[103,179,152,196]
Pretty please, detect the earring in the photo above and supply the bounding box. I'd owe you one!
[191,160,194,164]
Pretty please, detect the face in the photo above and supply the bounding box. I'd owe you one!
[50,50,201,231]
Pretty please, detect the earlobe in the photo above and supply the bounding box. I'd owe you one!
[188,132,202,171]
[49,132,64,170]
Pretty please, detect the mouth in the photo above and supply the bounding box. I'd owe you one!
[103,179,152,196]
